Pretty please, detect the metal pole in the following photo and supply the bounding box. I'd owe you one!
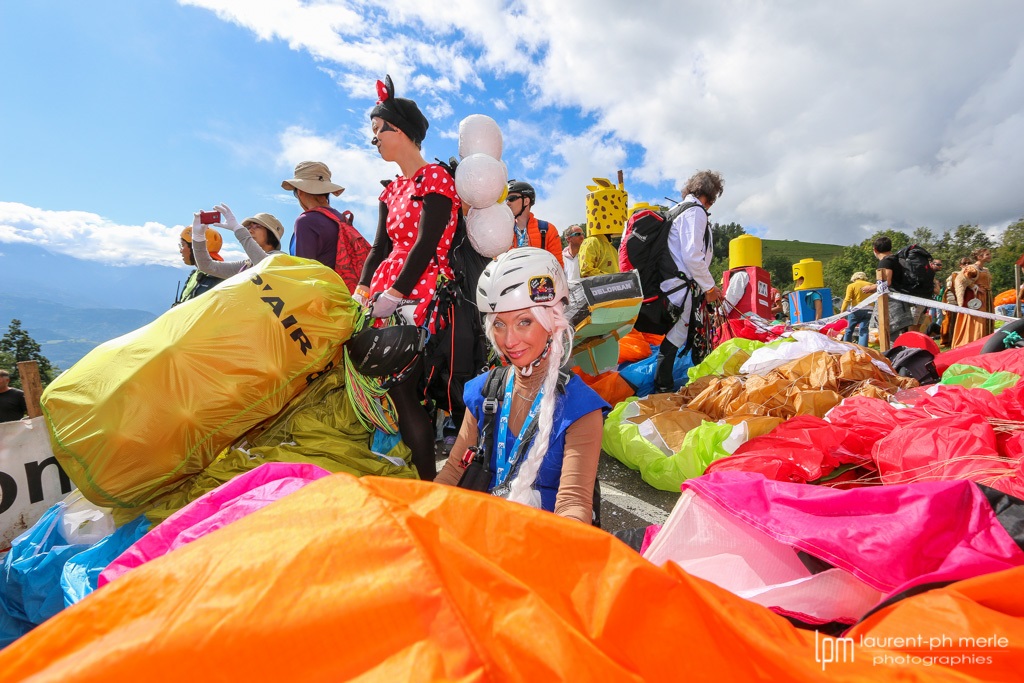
[876,268,891,352]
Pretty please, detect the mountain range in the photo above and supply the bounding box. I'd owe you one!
[1,243,187,370]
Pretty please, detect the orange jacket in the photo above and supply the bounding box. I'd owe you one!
[516,215,563,267]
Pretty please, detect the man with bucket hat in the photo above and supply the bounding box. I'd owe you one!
[282,161,347,270]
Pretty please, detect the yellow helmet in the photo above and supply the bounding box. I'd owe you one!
[180,226,223,255]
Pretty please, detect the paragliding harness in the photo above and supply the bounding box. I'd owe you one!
[420,157,492,421]
[305,206,372,294]
[458,364,602,527]
[660,271,716,366]
[623,200,707,334]
[884,345,940,385]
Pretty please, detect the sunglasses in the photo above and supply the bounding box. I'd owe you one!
[568,232,584,237]
[505,194,522,203]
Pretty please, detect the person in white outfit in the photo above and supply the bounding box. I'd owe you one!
[562,224,585,283]
[653,170,724,393]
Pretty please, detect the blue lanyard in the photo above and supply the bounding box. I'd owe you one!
[493,371,544,490]
[514,224,529,248]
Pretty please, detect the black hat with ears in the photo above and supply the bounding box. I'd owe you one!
[369,75,429,145]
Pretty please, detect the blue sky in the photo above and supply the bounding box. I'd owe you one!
[2,1,1024,287]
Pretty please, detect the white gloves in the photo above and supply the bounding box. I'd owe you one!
[353,285,371,308]
[214,203,240,231]
[370,291,404,318]
[191,214,208,242]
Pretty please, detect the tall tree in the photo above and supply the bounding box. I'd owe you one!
[0,319,57,386]
[711,222,745,261]
[990,218,1024,293]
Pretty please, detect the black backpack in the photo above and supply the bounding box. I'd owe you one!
[622,201,706,334]
[419,159,492,421]
[623,201,705,300]
[884,346,939,385]
[894,244,935,297]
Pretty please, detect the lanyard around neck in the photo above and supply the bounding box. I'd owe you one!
[493,371,544,491]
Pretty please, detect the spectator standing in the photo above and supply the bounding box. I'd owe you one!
[190,204,286,278]
[865,236,912,339]
[578,228,619,278]
[505,180,563,267]
[562,224,585,283]
[0,369,27,422]
[952,264,985,348]
[174,227,225,306]
[653,170,724,394]
[355,75,461,482]
[841,271,873,346]
[282,161,346,270]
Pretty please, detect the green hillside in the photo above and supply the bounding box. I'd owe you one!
[761,239,846,263]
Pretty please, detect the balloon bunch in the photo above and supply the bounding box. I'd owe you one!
[454,115,513,258]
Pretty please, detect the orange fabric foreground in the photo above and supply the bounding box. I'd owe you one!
[2,474,1022,682]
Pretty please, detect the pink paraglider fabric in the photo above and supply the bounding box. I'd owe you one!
[99,462,331,587]
[682,471,1024,598]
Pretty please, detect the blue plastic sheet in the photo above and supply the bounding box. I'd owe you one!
[0,499,148,648]
[618,347,695,397]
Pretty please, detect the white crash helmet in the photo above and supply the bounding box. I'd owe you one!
[476,247,569,314]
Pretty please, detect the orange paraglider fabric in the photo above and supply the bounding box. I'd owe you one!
[617,329,656,363]
[573,367,636,406]
[0,474,1017,682]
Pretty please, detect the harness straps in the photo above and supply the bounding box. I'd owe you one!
[537,219,550,249]
[474,365,572,486]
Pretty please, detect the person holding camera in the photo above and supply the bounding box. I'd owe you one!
[190,204,287,279]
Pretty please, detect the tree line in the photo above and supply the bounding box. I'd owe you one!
[707,219,1024,298]
[1,320,57,388]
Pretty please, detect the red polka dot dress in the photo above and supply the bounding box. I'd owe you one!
[369,164,461,332]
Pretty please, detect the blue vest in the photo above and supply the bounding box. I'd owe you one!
[464,371,609,512]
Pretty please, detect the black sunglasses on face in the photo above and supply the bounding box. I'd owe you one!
[505,194,522,203]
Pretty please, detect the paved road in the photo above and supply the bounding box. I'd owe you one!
[597,451,680,534]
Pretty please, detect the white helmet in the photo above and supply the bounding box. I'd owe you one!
[476,247,569,314]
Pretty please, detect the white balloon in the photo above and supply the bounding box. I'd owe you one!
[455,153,508,209]
[459,114,503,160]
[466,203,514,258]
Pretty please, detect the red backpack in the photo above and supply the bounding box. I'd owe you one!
[307,207,372,294]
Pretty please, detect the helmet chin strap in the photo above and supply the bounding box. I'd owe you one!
[515,337,552,377]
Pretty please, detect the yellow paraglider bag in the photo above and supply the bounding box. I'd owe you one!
[40,255,357,510]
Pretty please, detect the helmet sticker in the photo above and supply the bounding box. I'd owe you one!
[529,275,555,303]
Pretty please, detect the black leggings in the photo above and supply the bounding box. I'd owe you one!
[388,357,436,481]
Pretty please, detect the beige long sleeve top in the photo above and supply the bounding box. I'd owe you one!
[435,368,603,523]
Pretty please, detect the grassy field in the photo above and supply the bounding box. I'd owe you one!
[761,239,846,263]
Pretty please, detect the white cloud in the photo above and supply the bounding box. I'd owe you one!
[182,0,1024,243]
[0,202,245,268]
[276,125,393,239]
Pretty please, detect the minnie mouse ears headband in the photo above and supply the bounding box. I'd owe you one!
[370,74,429,145]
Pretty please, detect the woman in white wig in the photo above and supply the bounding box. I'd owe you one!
[435,248,608,523]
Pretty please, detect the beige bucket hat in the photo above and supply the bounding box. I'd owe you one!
[243,213,285,241]
[281,161,345,196]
